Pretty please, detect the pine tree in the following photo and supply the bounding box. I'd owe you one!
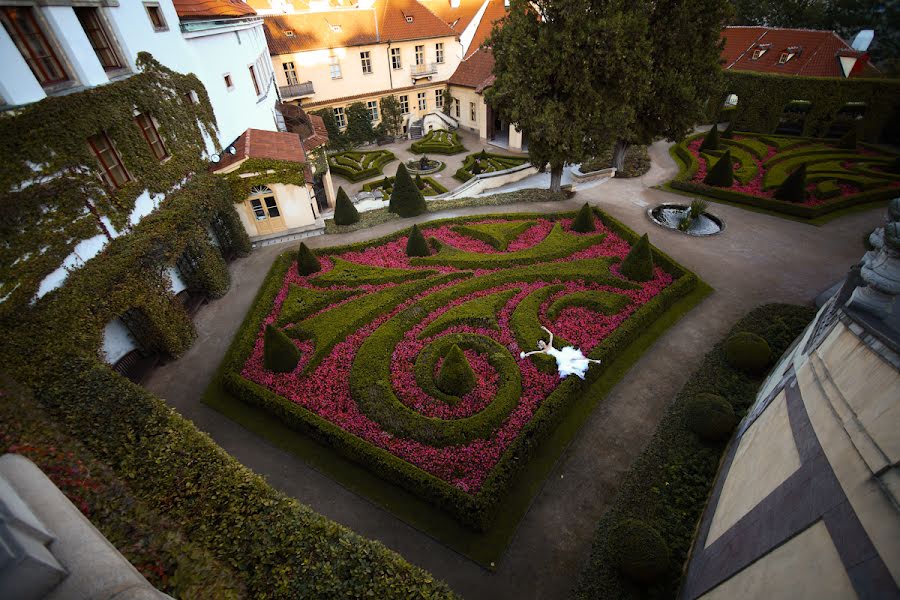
[620,233,654,281]
[703,149,734,187]
[436,344,476,396]
[389,163,427,217]
[264,325,301,373]
[344,101,376,145]
[296,242,321,275]
[379,95,404,138]
[406,224,430,257]
[572,203,596,233]
[699,125,720,152]
[333,186,359,226]
[774,164,807,202]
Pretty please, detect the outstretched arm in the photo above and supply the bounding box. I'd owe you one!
[519,350,544,358]
[540,326,554,348]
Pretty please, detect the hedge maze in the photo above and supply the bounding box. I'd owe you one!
[327,149,396,182]
[454,151,530,182]
[410,130,467,155]
[670,130,900,220]
[361,174,449,196]
[219,209,699,530]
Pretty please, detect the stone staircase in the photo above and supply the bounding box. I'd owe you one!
[408,118,424,139]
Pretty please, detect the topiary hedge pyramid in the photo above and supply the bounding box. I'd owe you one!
[699,125,720,152]
[389,163,427,217]
[572,203,596,233]
[333,186,359,226]
[264,324,301,373]
[774,164,807,202]
[406,224,430,257]
[619,233,654,282]
[703,149,733,187]
[297,242,321,275]
[435,344,476,396]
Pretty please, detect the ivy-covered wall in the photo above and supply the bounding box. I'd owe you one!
[710,70,900,141]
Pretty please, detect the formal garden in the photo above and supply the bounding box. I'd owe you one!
[362,173,449,196]
[211,205,708,565]
[669,126,900,220]
[327,149,396,182]
[411,130,467,155]
[454,151,531,182]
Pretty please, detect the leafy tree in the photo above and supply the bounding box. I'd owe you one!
[344,102,376,146]
[379,95,404,138]
[620,233,654,281]
[389,163,427,217]
[296,242,321,275]
[442,89,454,116]
[333,186,359,225]
[571,203,596,233]
[487,0,650,192]
[313,108,349,151]
[264,325,301,373]
[611,0,731,170]
[704,149,734,187]
[406,224,430,257]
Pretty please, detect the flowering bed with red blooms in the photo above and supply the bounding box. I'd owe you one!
[669,132,899,220]
[219,208,699,530]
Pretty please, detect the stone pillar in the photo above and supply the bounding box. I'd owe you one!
[323,169,337,208]
[508,125,523,151]
[849,200,900,318]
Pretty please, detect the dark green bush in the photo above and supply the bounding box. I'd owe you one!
[389,163,427,217]
[296,242,321,275]
[264,325,300,373]
[571,203,596,233]
[607,519,670,583]
[703,149,734,187]
[435,344,476,396]
[415,174,424,189]
[333,187,359,226]
[837,128,857,149]
[406,224,430,257]
[699,126,720,152]
[471,162,483,175]
[684,393,736,441]
[774,164,807,202]
[619,233,654,282]
[479,149,488,160]
[722,120,735,139]
[724,331,772,373]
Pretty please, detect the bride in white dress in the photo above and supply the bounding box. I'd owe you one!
[519,326,601,380]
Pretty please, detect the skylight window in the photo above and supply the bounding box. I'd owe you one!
[284,30,294,37]
[406,15,413,23]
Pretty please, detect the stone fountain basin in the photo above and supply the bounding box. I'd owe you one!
[647,204,725,237]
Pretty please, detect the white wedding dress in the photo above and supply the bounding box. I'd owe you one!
[520,346,594,379]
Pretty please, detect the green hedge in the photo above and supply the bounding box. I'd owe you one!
[410,130,466,155]
[328,150,396,182]
[454,152,530,182]
[361,175,449,196]
[219,208,700,530]
[572,303,816,599]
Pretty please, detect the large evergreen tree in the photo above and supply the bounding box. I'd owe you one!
[611,0,731,170]
[389,163,427,217]
[313,108,349,151]
[344,101,376,145]
[378,95,404,138]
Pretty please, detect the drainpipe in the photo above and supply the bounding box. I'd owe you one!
[387,42,393,90]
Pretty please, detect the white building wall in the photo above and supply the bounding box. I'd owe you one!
[101,318,139,365]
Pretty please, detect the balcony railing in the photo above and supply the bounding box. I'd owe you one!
[279,81,315,100]
[410,63,438,78]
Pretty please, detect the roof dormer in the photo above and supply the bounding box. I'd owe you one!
[751,44,771,60]
[778,46,802,65]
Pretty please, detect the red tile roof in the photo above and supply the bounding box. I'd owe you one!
[721,26,873,78]
[448,46,493,89]
[304,113,330,149]
[418,0,486,36]
[377,0,457,41]
[463,0,505,58]
[213,128,307,172]
[172,0,257,19]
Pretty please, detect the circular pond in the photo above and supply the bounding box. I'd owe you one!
[648,204,724,236]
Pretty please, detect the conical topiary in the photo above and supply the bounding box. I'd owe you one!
[406,224,430,257]
[479,149,488,160]
[263,324,300,373]
[699,125,720,152]
[333,186,359,226]
[620,233,654,281]
[415,174,424,189]
[296,242,321,275]
[722,120,735,139]
[774,164,806,202]
[435,344,476,396]
[389,163,427,217]
[572,203,596,233]
[703,149,734,187]
[837,128,857,150]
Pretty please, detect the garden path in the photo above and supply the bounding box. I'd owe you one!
[145,138,884,600]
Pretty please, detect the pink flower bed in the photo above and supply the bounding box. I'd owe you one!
[240,218,673,494]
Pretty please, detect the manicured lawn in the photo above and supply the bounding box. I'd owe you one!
[668,132,899,220]
[207,208,706,566]
[328,149,396,182]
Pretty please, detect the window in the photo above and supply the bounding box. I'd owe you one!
[415,44,424,66]
[360,51,372,74]
[0,7,69,86]
[329,57,341,79]
[144,4,167,31]
[282,62,298,85]
[470,102,476,122]
[399,95,409,114]
[333,107,346,128]
[88,132,131,189]
[751,48,765,60]
[135,113,168,161]
[283,30,294,37]
[248,65,261,95]
[366,100,379,122]
[435,89,443,109]
[454,99,460,118]
[224,73,234,89]
[391,47,402,70]
[75,8,122,71]
[184,91,197,105]
[435,42,444,64]
[778,52,795,65]
[417,92,426,111]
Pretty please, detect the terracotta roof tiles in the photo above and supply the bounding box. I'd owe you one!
[448,46,493,89]
[172,0,256,19]
[213,128,307,172]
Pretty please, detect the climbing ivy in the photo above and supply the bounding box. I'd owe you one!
[224,158,307,201]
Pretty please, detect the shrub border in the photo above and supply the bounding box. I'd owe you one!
[328,150,396,182]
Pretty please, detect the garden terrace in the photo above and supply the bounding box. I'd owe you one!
[454,152,531,182]
[668,132,899,220]
[327,149,396,182]
[362,175,449,196]
[410,130,467,155]
[215,207,703,562]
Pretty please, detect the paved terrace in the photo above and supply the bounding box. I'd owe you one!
[145,139,884,599]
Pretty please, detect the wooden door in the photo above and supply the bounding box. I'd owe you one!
[245,194,286,235]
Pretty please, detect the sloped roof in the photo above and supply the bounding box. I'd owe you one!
[213,128,307,172]
[721,26,873,78]
[418,0,486,36]
[463,0,505,58]
[172,0,257,19]
[377,0,457,41]
[448,46,494,89]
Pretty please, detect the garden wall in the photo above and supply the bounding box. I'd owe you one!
[439,164,538,199]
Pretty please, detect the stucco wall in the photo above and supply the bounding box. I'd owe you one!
[447,85,487,138]
[101,318,139,365]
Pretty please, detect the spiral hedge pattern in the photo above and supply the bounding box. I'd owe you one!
[223,209,698,529]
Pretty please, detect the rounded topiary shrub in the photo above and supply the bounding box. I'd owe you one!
[684,393,736,441]
[435,344,476,396]
[723,331,772,374]
[607,519,670,583]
